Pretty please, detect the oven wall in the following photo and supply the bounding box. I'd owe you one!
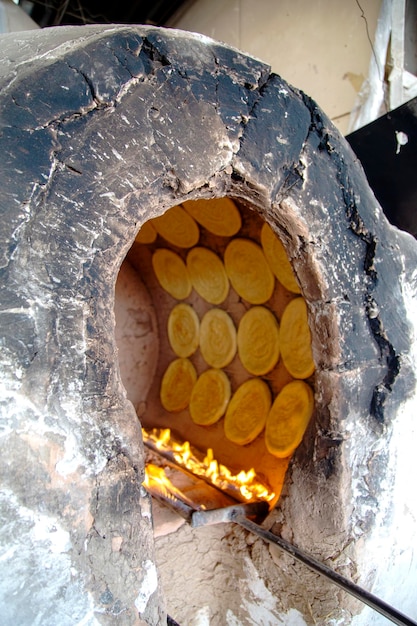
[169,0,382,135]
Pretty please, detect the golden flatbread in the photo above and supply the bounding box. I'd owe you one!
[199,308,237,368]
[186,247,229,304]
[189,368,231,425]
[160,358,197,412]
[135,220,157,244]
[237,306,280,376]
[152,205,200,248]
[224,378,271,445]
[224,238,275,304]
[182,197,241,236]
[168,303,200,358]
[280,297,315,379]
[265,380,314,458]
[261,222,301,294]
[152,248,192,300]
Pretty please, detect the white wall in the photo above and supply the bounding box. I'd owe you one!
[0,0,39,33]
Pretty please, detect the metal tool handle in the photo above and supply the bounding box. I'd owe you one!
[191,501,269,527]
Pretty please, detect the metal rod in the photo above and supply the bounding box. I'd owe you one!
[191,502,269,527]
[145,478,196,523]
[235,515,417,626]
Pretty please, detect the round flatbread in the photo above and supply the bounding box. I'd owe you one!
[160,358,197,412]
[224,378,271,445]
[182,197,241,236]
[224,238,275,304]
[168,303,200,358]
[152,248,192,299]
[199,308,237,368]
[261,222,300,294]
[237,306,280,376]
[280,298,315,379]
[135,220,157,244]
[189,368,231,425]
[265,380,314,458]
[187,247,229,304]
[152,204,200,248]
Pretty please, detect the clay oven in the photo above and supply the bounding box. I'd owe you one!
[1,24,417,626]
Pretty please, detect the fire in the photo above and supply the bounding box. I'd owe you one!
[143,463,201,510]
[142,427,275,504]
[143,463,168,487]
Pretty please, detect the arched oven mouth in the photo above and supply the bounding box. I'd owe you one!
[115,196,316,514]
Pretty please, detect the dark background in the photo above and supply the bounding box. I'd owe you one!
[20,0,189,28]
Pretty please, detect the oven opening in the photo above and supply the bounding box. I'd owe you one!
[114,196,316,520]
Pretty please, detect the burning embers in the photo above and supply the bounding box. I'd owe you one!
[121,196,316,510]
[143,427,275,507]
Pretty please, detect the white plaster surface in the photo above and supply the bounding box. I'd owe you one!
[240,556,281,625]
[0,491,97,626]
[350,274,417,624]
[135,560,158,614]
[192,606,211,626]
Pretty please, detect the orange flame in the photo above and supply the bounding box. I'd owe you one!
[144,463,201,509]
[142,427,275,503]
